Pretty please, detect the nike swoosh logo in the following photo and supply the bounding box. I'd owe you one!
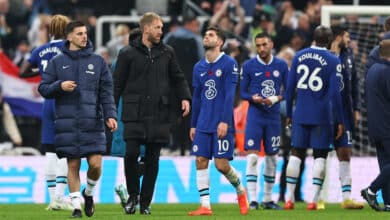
[200,72,207,77]
[255,72,263,76]
[62,65,70,69]
[217,152,226,155]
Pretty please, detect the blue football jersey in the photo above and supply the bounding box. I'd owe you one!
[28,40,64,74]
[285,46,343,125]
[191,52,238,133]
[241,55,288,122]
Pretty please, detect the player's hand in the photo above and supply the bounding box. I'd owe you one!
[285,117,292,128]
[263,98,272,106]
[181,100,190,117]
[217,122,228,139]
[354,111,360,126]
[189,128,196,141]
[335,123,344,140]
[252,94,263,104]
[106,118,118,132]
[61,81,77,92]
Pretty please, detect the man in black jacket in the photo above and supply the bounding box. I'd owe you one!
[113,12,191,215]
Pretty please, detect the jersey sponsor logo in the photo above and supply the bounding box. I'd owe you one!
[261,80,276,97]
[204,79,217,100]
[273,70,280,77]
[215,69,222,77]
[255,72,263,76]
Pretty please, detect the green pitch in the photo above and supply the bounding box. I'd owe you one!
[1,203,389,220]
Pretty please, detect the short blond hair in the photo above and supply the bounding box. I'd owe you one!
[139,12,162,31]
[49,14,71,39]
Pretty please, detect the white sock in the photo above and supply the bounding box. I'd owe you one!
[85,178,98,196]
[224,166,245,195]
[339,161,352,201]
[69,192,81,209]
[197,169,210,209]
[263,155,277,202]
[312,158,326,203]
[285,155,301,202]
[45,152,57,202]
[246,153,258,202]
[55,158,68,199]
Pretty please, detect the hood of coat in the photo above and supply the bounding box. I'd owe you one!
[62,40,94,59]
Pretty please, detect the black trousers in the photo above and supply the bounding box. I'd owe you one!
[124,139,162,208]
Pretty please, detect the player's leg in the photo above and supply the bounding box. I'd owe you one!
[123,140,141,214]
[188,131,212,216]
[361,140,390,211]
[53,157,73,210]
[285,123,308,209]
[82,154,102,217]
[44,144,58,210]
[139,143,162,214]
[214,132,248,215]
[42,99,59,210]
[67,158,82,217]
[335,128,364,209]
[307,125,332,210]
[261,123,282,210]
[244,124,263,209]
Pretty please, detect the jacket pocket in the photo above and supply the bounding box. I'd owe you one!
[122,95,140,122]
[158,95,170,123]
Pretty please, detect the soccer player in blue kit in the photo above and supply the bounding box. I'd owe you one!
[317,26,364,210]
[188,26,249,216]
[240,32,288,210]
[284,25,345,210]
[19,14,72,211]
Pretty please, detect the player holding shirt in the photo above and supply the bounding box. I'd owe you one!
[241,32,288,210]
[19,14,72,211]
[188,26,248,216]
[284,25,344,210]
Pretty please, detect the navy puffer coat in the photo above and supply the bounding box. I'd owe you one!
[38,41,116,158]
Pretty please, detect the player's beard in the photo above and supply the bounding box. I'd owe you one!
[148,34,161,45]
[339,41,347,50]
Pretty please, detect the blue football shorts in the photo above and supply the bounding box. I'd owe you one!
[191,130,235,160]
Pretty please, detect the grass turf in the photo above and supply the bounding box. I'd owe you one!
[0,203,389,220]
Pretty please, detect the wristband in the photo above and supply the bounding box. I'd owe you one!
[268,96,279,105]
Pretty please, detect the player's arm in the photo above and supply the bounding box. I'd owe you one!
[240,64,263,104]
[285,57,298,125]
[38,59,65,98]
[264,62,289,106]
[19,60,40,78]
[350,53,361,125]
[330,62,345,139]
[113,47,132,106]
[98,58,117,124]
[221,61,239,124]
[190,66,201,141]
[218,61,238,138]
